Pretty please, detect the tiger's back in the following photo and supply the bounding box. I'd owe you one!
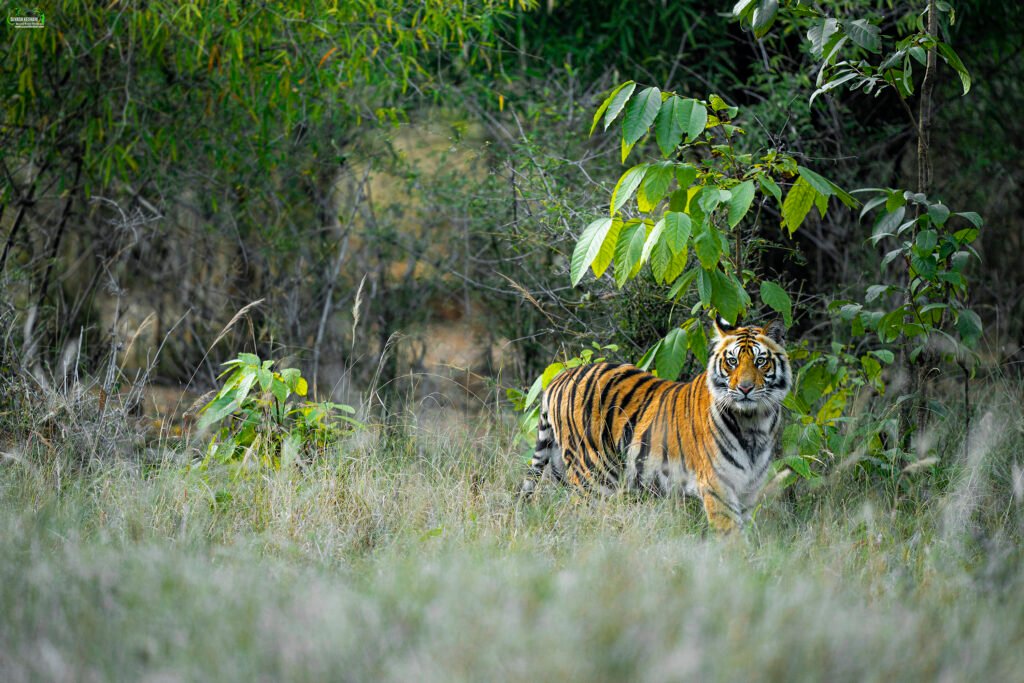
[521,319,791,532]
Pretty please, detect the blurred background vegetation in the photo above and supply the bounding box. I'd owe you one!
[2,0,1022,411]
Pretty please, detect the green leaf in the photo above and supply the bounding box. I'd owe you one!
[727,180,756,228]
[523,375,543,409]
[678,98,708,142]
[915,229,938,254]
[257,367,273,392]
[270,377,290,405]
[663,247,689,284]
[650,238,673,284]
[693,223,722,270]
[872,206,906,243]
[591,218,622,279]
[956,309,983,347]
[796,166,833,197]
[623,86,662,146]
[654,96,686,157]
[602,81,637,132]
[614,221,647,287]
[697,269,712,307]
[621,137,637,164]
[847,19,880,53]
[611,164,648,215]
[732,0,756,19]
[237,353,261,367]
[751,0,779,38]
[710,270,746,324]
[662,211,692,255]
[637,339,662,371]
[667,267,699,300]
[637,163,673,212]
[591,81,635,136]
[808,17,839,58]
[676,165,698,190]
[927,203,950,226]
[758,174,782,203]
[954,211,983,228]
[781,176,817,235]
[655,328,688,381]
[570,217,615,286]
[870,349,895,364]
[782,454,814,479]
[697,186,722,215]
[865,284,891,303]
[641,218,666,265]
[760,281,793,326]
[197,388,241,431]
[936,42,971,94]
[280,367,301,389]
[541,362,565,388]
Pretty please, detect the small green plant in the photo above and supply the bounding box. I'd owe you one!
[197,353,360,469]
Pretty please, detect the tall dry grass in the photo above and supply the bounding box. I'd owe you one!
[1,369,1023,681]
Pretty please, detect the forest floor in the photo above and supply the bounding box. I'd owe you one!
[1,387,1023,682]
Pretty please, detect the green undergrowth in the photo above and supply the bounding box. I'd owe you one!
[1,387,1023,681]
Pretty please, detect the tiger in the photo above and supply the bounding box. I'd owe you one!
[520,316,791,532]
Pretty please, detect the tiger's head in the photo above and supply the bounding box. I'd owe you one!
[706,315,791,413]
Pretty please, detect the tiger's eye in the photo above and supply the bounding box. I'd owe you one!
[726,357,738,368]
[755,356,767,367]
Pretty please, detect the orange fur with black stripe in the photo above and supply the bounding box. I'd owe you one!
[520,317,791,532]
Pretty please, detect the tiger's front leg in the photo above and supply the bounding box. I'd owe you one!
[699,485,744,533]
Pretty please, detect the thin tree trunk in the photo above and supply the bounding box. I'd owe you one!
[903,0,938,436]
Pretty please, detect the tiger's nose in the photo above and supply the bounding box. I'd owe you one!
[737,382,754,396]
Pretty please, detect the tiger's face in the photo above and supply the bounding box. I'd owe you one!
[706,316,791,413]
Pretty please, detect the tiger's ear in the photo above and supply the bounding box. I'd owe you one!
[763,319,786,344]
[712,313,737,340]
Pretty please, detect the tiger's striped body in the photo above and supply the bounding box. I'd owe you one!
[520,319,791,532]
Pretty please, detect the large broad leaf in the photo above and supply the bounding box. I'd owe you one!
[654,96,686,157]
[727,180,756,228]
[937,42,971,95]
[872,205,906,243]
[570,217,615,286]
[808,17,839,58]
[610,164,648,215]
[679,98,708,142]
[758,174,782,203]
[693,222,722,270]
[710,270,746,324]
[956,309,983,348]
[641,218,666,265]
[591,81,635,136]
[603,81,637,132]
[797,165,858,208]
[667,267,699,300]
[662,211,692,255]
[751,0,779,38]
[614,221,648,287]
[623,86,662,146]
[655,327,688,381]
[637,163,674,212]
[697,268,713,307]
[197,388,241,431]
[846,19,880,53]
[662,247,689,284]
[760,280,793,326]
[650,240,671,284]
[591,217,622,280]
[781,176,818,235]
